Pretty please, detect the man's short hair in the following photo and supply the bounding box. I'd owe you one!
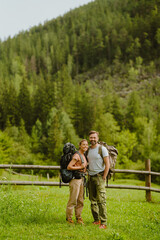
[89,130,99,136]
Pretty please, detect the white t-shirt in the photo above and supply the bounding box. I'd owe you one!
[87,145,109,176]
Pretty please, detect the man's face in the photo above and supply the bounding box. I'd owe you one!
[89,133,99,146]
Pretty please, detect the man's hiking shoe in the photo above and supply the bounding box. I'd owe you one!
[99,224,107,229]
[77,217,84,225]
[92,220,101,225]
[66,218,74,224]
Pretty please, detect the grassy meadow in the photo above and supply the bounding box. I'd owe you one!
[0,171,160,240]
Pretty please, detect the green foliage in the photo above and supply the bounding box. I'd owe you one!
[47,111,63,161]
[59,110,80,146]
[0,129,34,165]
[4,125,19,141]
[155,28,160,44]
[150,150,160,184]
[58,64,75,113]
[31,119,43,153]
[18,79,32,133]
[134,117,157,160]
[0,82,19,128]
[117,130,138,168]
[0,0,160,182]
[125,91,140,131]
[17,119,31,148]
[0,131,13,163]
[111,95,124,130]
[93,112,120,145]
[46,108,80,162]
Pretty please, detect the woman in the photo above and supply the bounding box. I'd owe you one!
[66,139,88,224]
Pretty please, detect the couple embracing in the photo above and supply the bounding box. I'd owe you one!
[66,130,110,229]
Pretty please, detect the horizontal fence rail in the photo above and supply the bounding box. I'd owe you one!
[0,159,160,201]
[0,181,160,193]
[0,164,160,175]
[0,164,160,176]
[107,184,160,192]
[113,169,160,176]
[0,181,68,186]
[0,164,60,170]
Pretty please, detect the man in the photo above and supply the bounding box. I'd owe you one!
[87,130,110,229]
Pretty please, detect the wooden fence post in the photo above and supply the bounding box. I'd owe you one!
[145,159,151,202]
[47,173,50,180]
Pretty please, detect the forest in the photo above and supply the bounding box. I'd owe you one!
[0,0,160,183]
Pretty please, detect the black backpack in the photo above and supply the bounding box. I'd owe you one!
[60,142,84,183]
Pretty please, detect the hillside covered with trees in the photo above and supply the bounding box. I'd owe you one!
[0,0,160,182]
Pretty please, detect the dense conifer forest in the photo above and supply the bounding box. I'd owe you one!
[0,0,160,182]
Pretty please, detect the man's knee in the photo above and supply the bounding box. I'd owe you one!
[97,191,106,204]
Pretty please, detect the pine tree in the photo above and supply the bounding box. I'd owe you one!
[125,91,140,131]
[93,112,120,145]
[31,119,43,153]
[18,79,32,133]
[1,82,19,129]
[47,113,63,162]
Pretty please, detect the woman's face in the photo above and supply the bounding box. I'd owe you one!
[79,140,88,152]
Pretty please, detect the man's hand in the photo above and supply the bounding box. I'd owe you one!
[103,156,110,180]
[102,175,107,181]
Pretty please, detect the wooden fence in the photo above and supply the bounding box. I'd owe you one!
[0,159,160,202]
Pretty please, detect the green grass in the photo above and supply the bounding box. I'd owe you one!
[0,173,160,240]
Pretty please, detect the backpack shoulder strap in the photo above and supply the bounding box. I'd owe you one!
[85,146,90,156]
[76,151,84,164]
[98,144,103,159]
